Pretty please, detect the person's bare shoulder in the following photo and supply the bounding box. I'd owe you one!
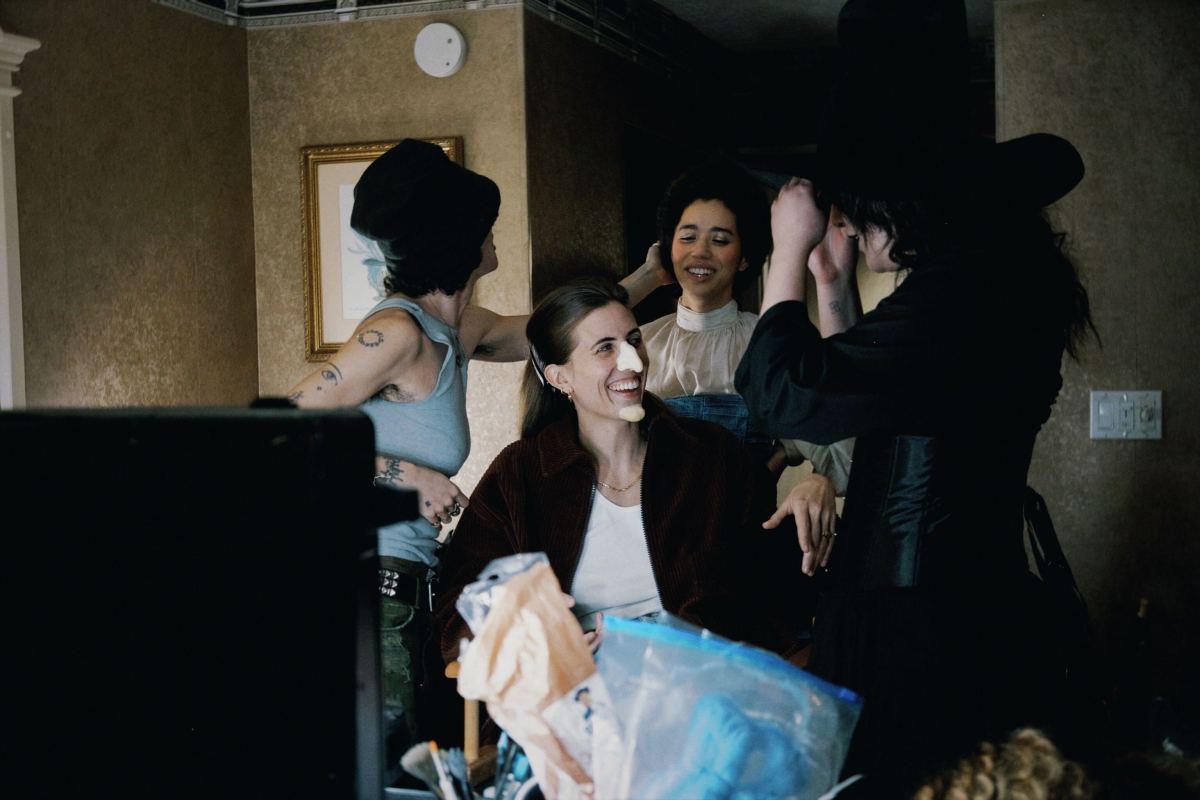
[332,306,428,391]
[352,306,425,358]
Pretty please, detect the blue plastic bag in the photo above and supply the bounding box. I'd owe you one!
[595,615,862,800]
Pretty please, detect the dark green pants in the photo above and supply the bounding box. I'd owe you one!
[380,595,432,744]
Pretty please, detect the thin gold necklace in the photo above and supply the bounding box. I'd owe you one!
[596,472,642,493]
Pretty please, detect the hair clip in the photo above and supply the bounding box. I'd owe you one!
[528,344,548,387]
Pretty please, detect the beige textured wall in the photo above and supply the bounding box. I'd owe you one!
[0,0,258,406]
[997,0,1200,698]
[248,8,528,495]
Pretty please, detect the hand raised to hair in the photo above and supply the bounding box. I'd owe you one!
[634,242,673,289]
[621,242,674,308]
[642,241,665,275]
[808,206,858,287]
[771,178,827,263]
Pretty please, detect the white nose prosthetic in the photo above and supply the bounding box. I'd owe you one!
[616,340,643,373]
[616,341,646,422]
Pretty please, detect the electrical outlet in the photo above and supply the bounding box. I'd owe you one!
[1090,390,1162,440]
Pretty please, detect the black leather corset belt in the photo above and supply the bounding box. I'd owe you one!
[830,430,1037,590]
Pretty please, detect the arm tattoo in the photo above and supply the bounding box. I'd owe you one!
[374,457,406,486]
[374,383,415,403]
[357,329,384,348]
[829,300,844,315]
[320,363,343,386]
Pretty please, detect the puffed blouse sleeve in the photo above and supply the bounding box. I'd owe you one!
[735,265,959,445]
[783,437,855,496]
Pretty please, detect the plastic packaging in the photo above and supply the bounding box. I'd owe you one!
[454,553,619,800]
[595,614,862,800]
[455,551,550,637]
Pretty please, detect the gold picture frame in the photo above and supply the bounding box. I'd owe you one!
[301,137,463,361]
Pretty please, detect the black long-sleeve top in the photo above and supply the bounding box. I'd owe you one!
[735,257,1066,589]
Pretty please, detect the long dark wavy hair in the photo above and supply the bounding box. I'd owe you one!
[830,191,1098,359]
[522,278,630,439]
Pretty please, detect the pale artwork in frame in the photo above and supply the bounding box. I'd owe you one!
[301,137,463,361]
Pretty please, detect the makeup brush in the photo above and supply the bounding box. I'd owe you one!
[429,741,460,800]
[400,742,444,799]
[493,733,516,795]
[443,747,473,799]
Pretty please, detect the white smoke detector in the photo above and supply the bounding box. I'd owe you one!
[414,22,466,78]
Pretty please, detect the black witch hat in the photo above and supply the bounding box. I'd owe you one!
[816,0,1083,210]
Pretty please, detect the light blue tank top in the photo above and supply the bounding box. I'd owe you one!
[359,296,470,566]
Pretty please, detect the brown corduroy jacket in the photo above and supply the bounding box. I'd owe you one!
[433,395,804,664]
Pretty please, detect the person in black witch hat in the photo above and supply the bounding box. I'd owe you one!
[735,0,1098,795]
[286,139,663,774]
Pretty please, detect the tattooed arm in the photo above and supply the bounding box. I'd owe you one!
[808,206,862,337]
[287,308,427,408]
[374,455,469,529]
[456,248,673,363]
[288,309,467,527]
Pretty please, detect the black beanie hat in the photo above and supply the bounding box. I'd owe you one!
[350,139,500,283]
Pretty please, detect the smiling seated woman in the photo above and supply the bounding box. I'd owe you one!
[432,278,805,663]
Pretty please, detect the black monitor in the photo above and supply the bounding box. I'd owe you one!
[1,407,416,800]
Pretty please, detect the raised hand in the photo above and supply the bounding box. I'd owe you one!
[808,206,859,287]
[622,242,674,307]
[771,178,828,262]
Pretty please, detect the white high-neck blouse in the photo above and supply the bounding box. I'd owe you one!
[642,300,756,399]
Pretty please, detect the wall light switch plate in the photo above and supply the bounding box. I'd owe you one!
[1090,390,1162,440]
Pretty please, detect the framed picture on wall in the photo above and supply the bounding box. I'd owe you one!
[301,137,463,361]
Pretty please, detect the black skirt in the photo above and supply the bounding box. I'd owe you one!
[808,579,1063,798]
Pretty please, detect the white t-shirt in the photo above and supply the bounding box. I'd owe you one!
[569,491,663,631]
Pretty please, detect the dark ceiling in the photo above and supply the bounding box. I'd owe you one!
[652,0,995,52]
